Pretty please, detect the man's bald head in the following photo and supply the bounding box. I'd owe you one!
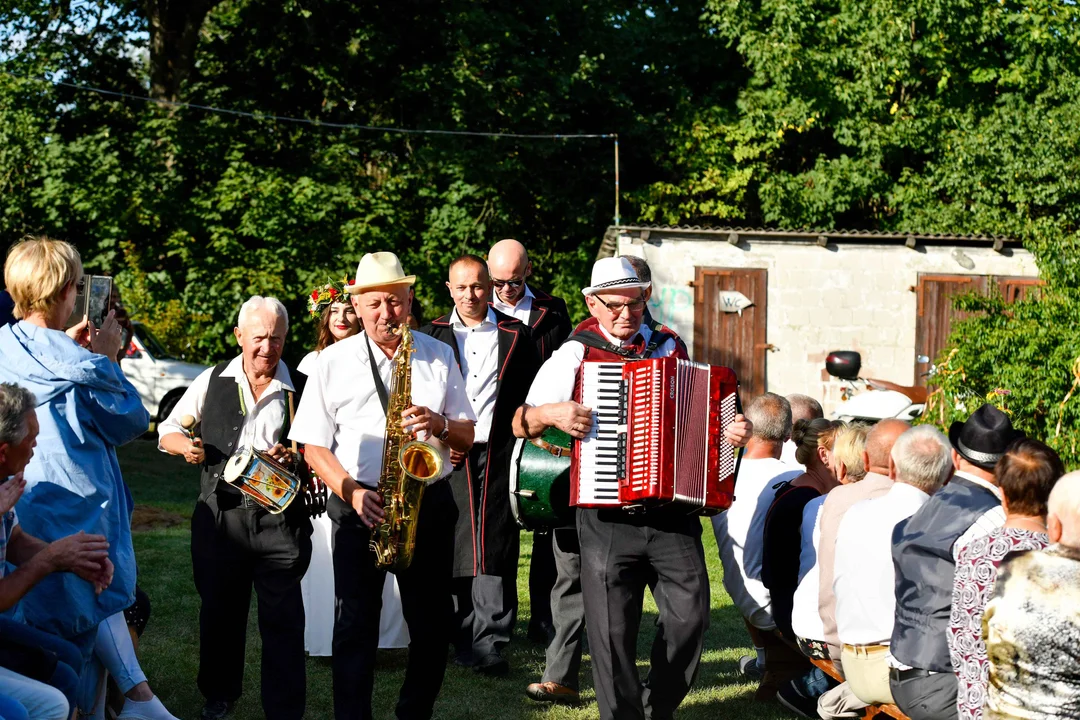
[787,394,823,424]
[488,239,531,305]
[865,419,911,473]
[1048,471,1080,548]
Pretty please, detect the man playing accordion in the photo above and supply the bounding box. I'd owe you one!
[513,257,752,720]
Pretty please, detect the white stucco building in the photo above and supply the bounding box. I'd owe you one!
[601,225,1040,414]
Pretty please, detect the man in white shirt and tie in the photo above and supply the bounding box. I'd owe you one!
[832,426,952,708]
[289,252,476,720]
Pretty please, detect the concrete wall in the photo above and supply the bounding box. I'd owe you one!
[615,232,1039,413]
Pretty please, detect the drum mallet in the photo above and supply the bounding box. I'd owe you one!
[180,415,197,442]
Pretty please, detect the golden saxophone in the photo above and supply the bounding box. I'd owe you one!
[370,323,446,571]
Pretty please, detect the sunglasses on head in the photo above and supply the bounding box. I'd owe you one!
[491,278,525,289]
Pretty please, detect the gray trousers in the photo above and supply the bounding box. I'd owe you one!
[890,672,959,720]
[541,527,585,689]
[452,574,517,658]
[578,509,709,720]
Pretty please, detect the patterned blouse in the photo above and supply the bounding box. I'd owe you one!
[948,527,1049,720]
[984,544,1080,719]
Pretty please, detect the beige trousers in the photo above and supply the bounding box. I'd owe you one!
[841,645,896,706]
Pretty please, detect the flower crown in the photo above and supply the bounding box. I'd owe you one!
[307,276,352,318]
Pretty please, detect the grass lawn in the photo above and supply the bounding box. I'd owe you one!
[121,438,789,719]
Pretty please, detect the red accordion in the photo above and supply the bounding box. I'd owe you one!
[570,357,740,514]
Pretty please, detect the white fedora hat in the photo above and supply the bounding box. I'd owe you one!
[345,252,417,294]
[582,256,651,297]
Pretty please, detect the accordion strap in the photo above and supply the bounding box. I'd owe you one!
[571,319,673,360]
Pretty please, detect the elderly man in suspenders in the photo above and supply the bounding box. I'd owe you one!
[513,257,753,720]
[159,296,311,720]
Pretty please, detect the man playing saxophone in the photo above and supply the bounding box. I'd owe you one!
[290,252,475,720]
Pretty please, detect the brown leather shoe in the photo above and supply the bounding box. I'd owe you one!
[526,681,580,705]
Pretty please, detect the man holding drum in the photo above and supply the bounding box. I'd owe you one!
[418,254,540,676]
[159,296,311,720]
[513,257,753,719]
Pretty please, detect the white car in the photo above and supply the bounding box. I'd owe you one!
[122,322,209,422]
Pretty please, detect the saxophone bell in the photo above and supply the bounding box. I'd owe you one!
[399,438,446,484]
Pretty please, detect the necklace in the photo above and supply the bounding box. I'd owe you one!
[248,376,273,389]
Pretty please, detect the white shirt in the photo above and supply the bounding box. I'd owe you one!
[952,470,1005,560]
[451,307,499,444]
[711,457,802,630]
[524,322,678,407]
[780,440,804,470]
[288,331,475,487]
[297,350,319,377]
[157,354,296,453]
[792,496,826,641]
[492,284,535,324]
[833,482,931,646]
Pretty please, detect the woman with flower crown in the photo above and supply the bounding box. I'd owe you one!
[297,277,410,655]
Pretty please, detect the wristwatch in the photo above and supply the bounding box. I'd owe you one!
[436,414,451,442]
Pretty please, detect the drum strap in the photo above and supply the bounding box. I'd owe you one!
[531,437,569,458]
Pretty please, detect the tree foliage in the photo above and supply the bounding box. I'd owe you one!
[3,0,1080,459]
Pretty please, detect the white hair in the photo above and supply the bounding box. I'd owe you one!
[1048,471,1080,547]
[0,383,35,446]
[891,425,953,494]
[237,296,289,333]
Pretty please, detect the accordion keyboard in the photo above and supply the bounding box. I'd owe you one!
[576,362,626,505]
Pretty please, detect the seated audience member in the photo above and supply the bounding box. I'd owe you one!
[0,382,114,720]
[818,420,907,656]
[0,237,175,720]
[834,425,952,709]
[791,423,871,720]
[791,422,869,659]
[780,395,823,467]
[762,418,843,715]
[711,393,801,687]
[983,471,1080,720]
[888,405,1020,720]
[950,440,1062,720]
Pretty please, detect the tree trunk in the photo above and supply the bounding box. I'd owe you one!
[145,0,221,102]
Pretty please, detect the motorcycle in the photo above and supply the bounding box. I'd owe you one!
[825,350,930,423]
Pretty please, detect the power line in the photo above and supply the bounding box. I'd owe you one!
[1,69,616,140]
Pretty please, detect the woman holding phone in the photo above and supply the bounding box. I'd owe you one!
[0,236,177,720]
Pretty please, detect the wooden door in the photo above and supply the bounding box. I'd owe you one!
[694,268,768,399]
[914,274,1042,385]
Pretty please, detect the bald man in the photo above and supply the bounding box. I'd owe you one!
[487,239,572,646]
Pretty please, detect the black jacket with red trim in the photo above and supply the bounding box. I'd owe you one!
[514,285,572,362]
[418,308,541,577]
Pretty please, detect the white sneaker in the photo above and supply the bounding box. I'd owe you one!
[116,696,180,720]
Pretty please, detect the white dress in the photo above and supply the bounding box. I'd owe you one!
[297,350,410,655]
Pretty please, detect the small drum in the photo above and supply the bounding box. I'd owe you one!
[509,428,575,531]
[223,447,302,514]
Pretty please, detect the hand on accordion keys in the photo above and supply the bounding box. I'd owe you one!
[544,401,594,440]
[723,414,754,448]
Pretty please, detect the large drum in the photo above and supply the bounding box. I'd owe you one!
[509,428,575,531]
[224,447,302,514]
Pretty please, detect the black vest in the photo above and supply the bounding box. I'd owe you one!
[198,362,298,507]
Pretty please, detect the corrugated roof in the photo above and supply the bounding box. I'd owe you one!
[598,224,1019,259]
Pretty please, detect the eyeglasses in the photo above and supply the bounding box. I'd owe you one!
[594,296,646,315]
[491,277,525,289]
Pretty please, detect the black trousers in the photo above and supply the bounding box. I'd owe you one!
[578,509,709,720]
[542,527,585,689]
[330,480,456,720]
[529,531,557,628]
[890,671,959,720]
[191,495,311,720]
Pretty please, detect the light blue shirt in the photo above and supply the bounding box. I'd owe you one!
[0,321,149,640]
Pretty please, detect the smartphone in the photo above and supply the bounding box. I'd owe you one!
[65,276,113,329]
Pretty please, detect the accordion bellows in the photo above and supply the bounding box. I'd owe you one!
[571,357,739,514]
